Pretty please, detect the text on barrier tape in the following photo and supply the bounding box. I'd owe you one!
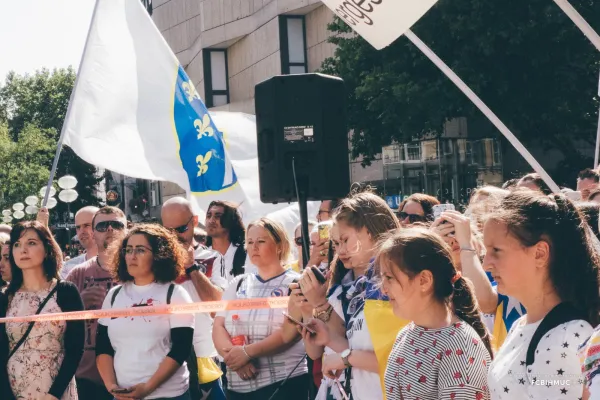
[0,297,290,324]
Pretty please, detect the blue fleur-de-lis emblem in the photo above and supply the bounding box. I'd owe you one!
[181,81,200,102]
[196,151,212,176]
[194,115,214,139]
[173,66,237,193]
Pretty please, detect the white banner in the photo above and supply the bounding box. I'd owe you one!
[321,0,439,49]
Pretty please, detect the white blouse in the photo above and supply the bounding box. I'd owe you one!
[488,316,591,400]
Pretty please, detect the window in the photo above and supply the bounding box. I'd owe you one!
[406,144,421,162]
[141,0,152,16]
[202,49,230,108]
[492,138,502,165]
[279,16,307,75]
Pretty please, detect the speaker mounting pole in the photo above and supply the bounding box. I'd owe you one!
[298,186,310,269]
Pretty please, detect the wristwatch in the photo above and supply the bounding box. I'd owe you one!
[340,349,352,368]
[185,263,199,276]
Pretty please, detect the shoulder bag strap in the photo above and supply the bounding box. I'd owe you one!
[8,282,60,360]
[110,285,123,307]
[526,302,585,366]
[166,283,175,305]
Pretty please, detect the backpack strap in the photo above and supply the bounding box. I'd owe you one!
[110,286,123,307]
[166,283,175,305]
[236,277,246,292]
[526,302,585,366]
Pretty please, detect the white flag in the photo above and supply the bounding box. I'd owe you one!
[63,0,317,234]
[321,0,439,49]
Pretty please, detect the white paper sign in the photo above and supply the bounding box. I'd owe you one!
[321,0,440,50]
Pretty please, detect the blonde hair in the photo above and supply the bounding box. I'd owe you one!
[334,192,400,241]
[246,218,292,264]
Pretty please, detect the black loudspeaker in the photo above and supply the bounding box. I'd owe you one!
[255,73,350,204]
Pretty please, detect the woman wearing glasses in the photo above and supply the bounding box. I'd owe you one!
[397,194,440,227]
[96,224,194,400]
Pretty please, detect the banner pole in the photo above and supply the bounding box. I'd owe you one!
[553,0,600,52]
[42,0,100,206]
[404,29,560,193]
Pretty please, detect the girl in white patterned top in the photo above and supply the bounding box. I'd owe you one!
[484,191,599,400]
[380,228,493,400]
[213,218,307,400]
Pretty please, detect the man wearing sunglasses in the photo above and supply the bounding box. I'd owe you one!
[161,197,224,302]
[65,206,127,400]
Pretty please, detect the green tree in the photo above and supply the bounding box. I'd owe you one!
[0,68,102,212]
[321,0,600,185]
[0,123,55,212]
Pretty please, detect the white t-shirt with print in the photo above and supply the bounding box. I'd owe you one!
[98,282,194,399]
[217,270,307,393]
[488,316,591,399]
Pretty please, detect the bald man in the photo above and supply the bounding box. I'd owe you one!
[61,206,100,278]
[161,197,224,300]
[161,197,226,400]
[0,224,11,236]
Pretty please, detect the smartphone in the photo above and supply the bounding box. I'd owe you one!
[311,266,327,284]
[318,224,331,240]
[282,311,316,334]
[111,388,133,394]
[432,204,456,220]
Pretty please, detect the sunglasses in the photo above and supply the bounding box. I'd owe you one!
[94,220,125,232]
[398,212,426,224]
[294,237,316,247]
[169,216,194,234]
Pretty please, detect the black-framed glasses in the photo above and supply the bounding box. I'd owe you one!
[122,246,152,257]
[94,220,125,232]
[294,237,316,247]
[168,216,194,234]
[398,212,426,224]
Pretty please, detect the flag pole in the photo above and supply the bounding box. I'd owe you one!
[42,0,100,206]
[595,70,600,169]
[553,0,600,52]
[404,29,561,193]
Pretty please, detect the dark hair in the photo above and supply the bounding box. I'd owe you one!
[577,202,600,241]
[518,173,552,195]
[205,200,245,247]
[92,206,126,228]
[6,221,63,297]
[502,178,519,190]
[327,254,348,293]
[109,224,187,283]
[398,193,441,221]
[377,227,492,357]
[589,189,600,202]
[193,226,207,244]
[579,168,600,183]
[334,192,400,242]
[489,191,600,326]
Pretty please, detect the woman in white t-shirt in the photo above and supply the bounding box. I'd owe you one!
[298,192,407,400]
[96,224,194,400]
[212,218,307,400]
[485,191,599,400]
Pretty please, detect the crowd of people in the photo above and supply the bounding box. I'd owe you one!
[3,169,600,399]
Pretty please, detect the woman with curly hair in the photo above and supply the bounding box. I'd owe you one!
[0,221,84,400]
[96,224,195,400]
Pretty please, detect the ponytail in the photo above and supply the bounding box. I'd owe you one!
[452,277,493,358]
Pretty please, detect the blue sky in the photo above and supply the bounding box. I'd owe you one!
[0,0,95,81]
